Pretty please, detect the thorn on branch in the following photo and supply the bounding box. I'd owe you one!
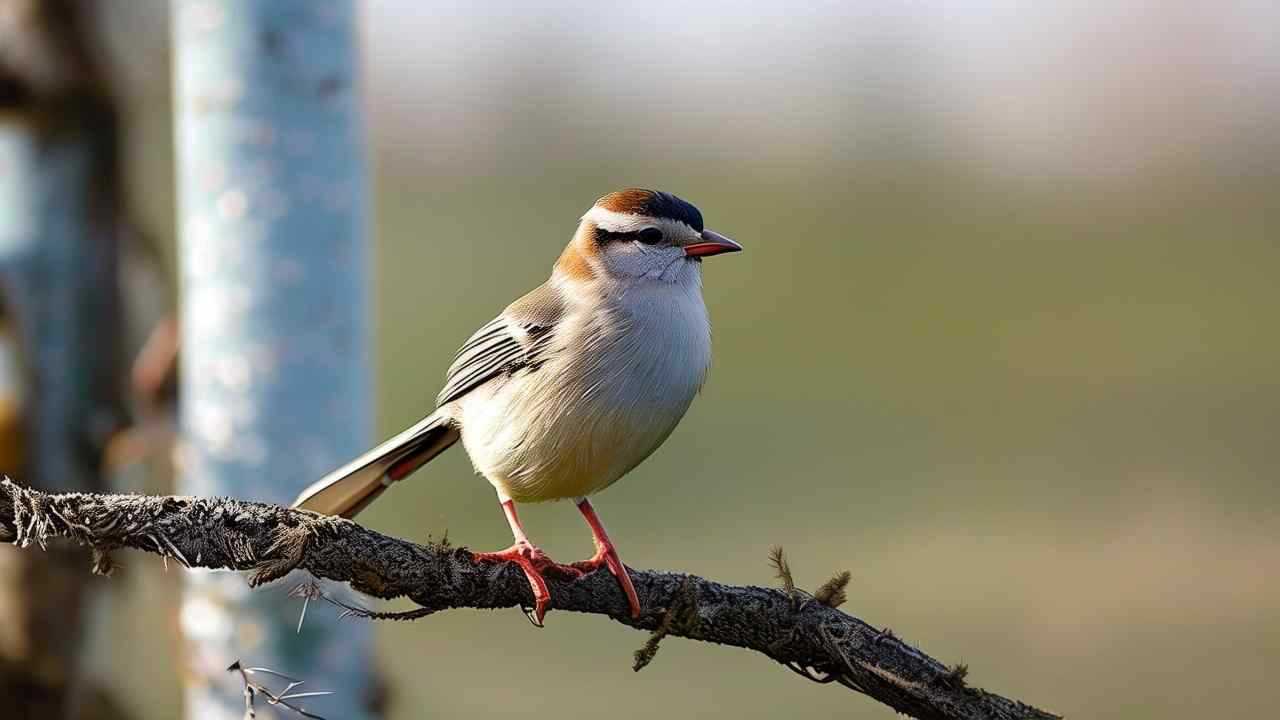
[289,582,320,633]
[228,659,334,719]
[633,577,699,672]
[229,661,335,712]
[148,530,191,569]
[814,570,851,608]
[290,579,439,625]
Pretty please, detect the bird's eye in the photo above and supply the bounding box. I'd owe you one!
[638,227,663,244]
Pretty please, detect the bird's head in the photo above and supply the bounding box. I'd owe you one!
[556,189,741,285]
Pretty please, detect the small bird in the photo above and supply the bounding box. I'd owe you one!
[292,189,741,624]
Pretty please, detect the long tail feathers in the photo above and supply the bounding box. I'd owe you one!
[291,412,460,519]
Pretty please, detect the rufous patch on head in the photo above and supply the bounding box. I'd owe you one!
[595,189,658,215]
[554,227,597,281]
[593,188,705,232]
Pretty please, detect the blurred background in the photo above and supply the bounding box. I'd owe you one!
[3,0,1279,718]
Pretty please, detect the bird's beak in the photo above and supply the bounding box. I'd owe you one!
[684,229,743,258]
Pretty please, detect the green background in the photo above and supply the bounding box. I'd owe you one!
[93,2,1279,718]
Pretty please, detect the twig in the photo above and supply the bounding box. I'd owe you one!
[632,576,698,671]
[0,477,1058,720]
[227,660,333,719]
[768,545,795,595]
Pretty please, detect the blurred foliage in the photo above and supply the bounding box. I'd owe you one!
[85,2,1280,719]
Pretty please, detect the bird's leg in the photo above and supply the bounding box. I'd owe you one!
[570,498,642,618]
[471,498,572,626]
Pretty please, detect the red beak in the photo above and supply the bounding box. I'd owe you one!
[683,229,743,258]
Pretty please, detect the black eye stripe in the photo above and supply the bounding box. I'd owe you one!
[594,228,632,245]
[593,227,666,246]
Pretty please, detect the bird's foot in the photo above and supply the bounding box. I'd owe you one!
[472,541,578,626]
[571,543,641,619]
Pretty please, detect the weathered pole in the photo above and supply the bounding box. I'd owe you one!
[172,2,376,718]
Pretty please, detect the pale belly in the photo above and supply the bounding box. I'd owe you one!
[456,290,710,503]
[457,354,702,502]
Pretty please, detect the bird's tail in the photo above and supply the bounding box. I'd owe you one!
[291,412,460,519]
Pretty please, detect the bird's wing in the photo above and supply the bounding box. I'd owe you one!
[436,281,565,408]
[294,283,566,518]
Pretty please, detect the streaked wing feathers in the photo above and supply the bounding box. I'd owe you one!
[435,282,564,408]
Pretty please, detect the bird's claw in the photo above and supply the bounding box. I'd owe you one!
[472,541,566,626]
[473,528,642,624]
[571,546,642,619]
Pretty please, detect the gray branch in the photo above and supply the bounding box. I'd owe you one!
[0,477,1057,720]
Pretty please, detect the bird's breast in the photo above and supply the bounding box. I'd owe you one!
[460,279,711,501]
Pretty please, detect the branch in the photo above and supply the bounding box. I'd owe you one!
[0,478,1057,720]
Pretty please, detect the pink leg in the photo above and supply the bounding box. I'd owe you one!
[571,498,642,618]
[471,499,574,626]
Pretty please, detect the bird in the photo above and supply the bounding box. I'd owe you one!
[292,188,742,625]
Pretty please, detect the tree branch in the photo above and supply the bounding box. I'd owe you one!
[0,477,1058,720]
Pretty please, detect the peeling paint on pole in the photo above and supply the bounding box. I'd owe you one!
[173,2,375,718]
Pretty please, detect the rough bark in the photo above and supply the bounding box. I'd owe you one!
[0,478,1059,720]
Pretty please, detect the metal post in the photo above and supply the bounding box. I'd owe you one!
[173,1,375,717]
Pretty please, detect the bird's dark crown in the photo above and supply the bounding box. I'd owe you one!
[594,189,704,232]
